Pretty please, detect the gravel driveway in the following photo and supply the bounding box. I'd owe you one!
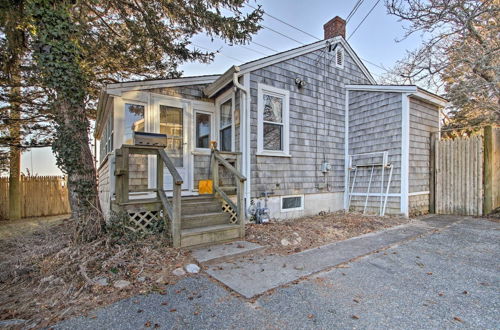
[56,216,499,329]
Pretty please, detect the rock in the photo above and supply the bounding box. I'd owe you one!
[281,239,290,246]
[113,280,131,289]
[185,264,200,273]
[293,232,300,236]
[172,268,186,276]
[137,276,146,283]
[94,276,108,286]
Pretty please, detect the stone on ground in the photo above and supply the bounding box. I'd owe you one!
[172,268,186,276]
[191,241,265,264]
[113,280,130,289]
[185,264,201,273]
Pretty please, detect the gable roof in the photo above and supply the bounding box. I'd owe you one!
[204,36,377,97]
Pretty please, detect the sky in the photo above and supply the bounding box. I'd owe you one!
[20,0,422,176]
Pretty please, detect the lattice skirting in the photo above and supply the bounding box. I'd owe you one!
[127,210,162,233]
[221,201,238,224]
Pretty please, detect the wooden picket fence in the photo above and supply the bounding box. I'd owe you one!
[0,176,71,219]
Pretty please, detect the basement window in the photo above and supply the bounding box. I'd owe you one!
[281,195,304,212]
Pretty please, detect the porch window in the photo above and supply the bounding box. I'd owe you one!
[257,84,290,156]
[160,105,183,167]
[124,103,145,145]
[219,99,232,151]
[99,111,113,162]
[195,112,211,149]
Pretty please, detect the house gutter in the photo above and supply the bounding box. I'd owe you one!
[232,67,251,217]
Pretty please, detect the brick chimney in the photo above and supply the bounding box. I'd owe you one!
[323,16,346,39]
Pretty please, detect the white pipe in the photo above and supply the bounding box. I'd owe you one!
[232,68,251,217]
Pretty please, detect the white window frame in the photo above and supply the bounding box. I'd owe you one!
[216,89,235,152]
[335,46,344,69]
[257,83,290,157]
[123,100,147,145]
[193,109,214,153]
[280,195,304,212]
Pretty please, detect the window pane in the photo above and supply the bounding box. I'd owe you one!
[263,123,282,151]
[160,105,183,167]
[282,196,302,209]
[220,126,232,152]
[263,94,282,123]
[220,99,232,127]
[124,103,145,145]
[196,112,211,149]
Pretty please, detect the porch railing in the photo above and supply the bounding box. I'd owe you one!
[114,144,182,246]
[211,149,246,237]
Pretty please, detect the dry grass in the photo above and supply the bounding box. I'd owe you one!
[0,219,192,329]
[246,211,410,255]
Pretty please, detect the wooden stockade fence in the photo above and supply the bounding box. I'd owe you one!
[0,176,70,219]
[434,136,484,216]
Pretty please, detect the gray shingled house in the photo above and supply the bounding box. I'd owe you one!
[94,16,447,247]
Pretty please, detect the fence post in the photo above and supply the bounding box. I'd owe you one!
[483,126,493,214]
[429,132,437,214]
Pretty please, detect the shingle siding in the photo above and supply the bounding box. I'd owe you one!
[408,97,440,214]
[249,46,371,198]
[348,91,402,215]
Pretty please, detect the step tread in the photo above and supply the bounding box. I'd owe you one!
[182,211,228,220]
[181,224,240,236]
[119,198,160,205]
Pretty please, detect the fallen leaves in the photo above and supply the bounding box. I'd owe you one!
[245,211,409,255]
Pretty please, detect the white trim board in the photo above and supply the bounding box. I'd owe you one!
[400,93,410,217]
[409,191,430,196]
[346,84,448,108]
[106,75,220,94]
[205,37,376,97]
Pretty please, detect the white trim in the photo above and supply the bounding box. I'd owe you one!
[257,83,290,157]
[346,85,448,108]
[401,93,410,217]
[193,109,215,153]
[106,75,219,94]
[413,90,448,108]
[280,195,304,212]
[205,38,376,98]
[346,85,418,93]
[349,192,401,197]
[243,73,251,209]
[215,89,235,152]
[409,191,430,196]
[343,90,349,210]
[239,38,375,83]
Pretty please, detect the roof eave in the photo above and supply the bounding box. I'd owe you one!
[204,66,239,98]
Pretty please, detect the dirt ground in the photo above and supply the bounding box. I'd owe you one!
[0,219,193,329]
[245,211,410,255]
[0,212,409,328]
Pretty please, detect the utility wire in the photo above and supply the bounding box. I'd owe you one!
[261,24,306,45]
[348,0,382,40]
[246,3,321,41]
[251,40,279,53]
[346,0,365,22]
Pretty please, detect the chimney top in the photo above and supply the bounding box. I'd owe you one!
[323,16,346,39]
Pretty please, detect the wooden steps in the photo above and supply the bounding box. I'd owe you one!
[178,195,239,248]
[180,224,240,248]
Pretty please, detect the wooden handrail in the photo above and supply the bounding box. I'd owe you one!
[114,144,182,247]
[211,149,246,238]
[213,152,247,182]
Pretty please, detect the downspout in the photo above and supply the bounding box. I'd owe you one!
[232,67,251,217]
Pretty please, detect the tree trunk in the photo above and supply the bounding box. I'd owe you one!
[8,99,21,220]
[55,101,103,241]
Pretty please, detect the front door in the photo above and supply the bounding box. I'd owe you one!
[157,101,189,191]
